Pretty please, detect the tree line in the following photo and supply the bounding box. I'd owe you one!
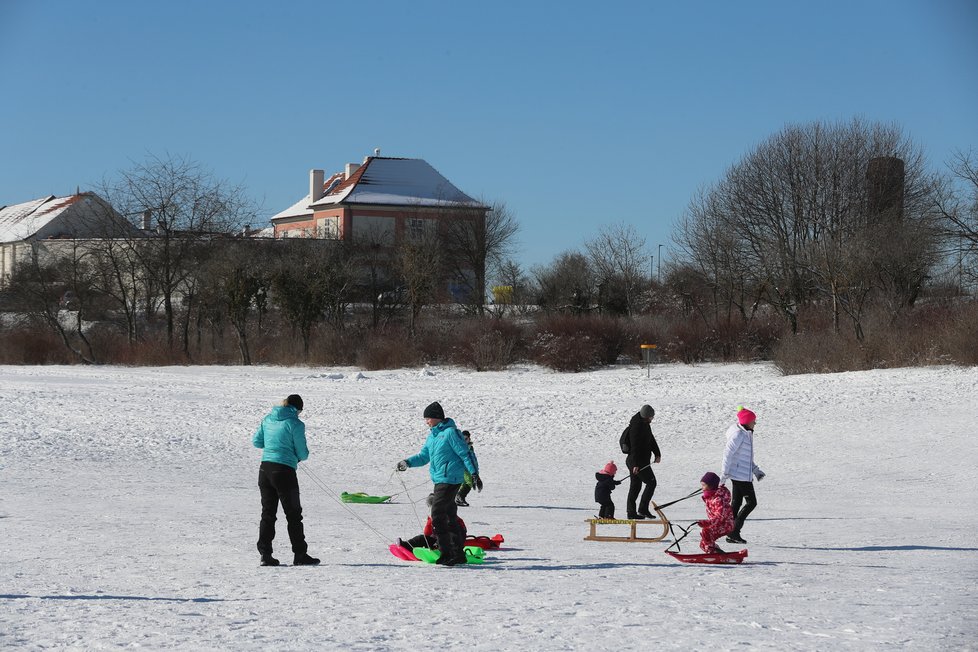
[2,118,977,368]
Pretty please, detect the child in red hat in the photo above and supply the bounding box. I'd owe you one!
[594,461,623,519]
[697,472,735,553]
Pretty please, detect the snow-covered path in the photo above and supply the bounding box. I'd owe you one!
[1,363,975,650]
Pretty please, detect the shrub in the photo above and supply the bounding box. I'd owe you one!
[356,329,424,370]
[450,319,525,371]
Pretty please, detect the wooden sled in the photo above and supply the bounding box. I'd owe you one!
[584,504,670,543]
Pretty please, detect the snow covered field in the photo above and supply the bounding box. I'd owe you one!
[1,362,976,651]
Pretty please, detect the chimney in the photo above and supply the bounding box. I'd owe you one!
[142,210,152,230]
[310,169,325,203]
[344,162,360,180]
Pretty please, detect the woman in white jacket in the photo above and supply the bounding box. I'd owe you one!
[719,407,765,544]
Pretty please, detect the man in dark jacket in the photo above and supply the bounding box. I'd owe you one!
[625,404,661,519]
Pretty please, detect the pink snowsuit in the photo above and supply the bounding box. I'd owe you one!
[698,485,735,553]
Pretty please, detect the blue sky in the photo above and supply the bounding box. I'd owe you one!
[1,1,976,269]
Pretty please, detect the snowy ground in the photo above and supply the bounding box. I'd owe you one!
[1,362,976,651]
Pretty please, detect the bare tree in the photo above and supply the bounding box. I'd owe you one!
[101,154,258,353]
[934,150,978,289]
[441,200,519,314]
[585,222,648,316]
[7,240,99,363]
[677,118,938,334]
[532,251,595,313]
[396,233,444,335]
[489,258,533,317]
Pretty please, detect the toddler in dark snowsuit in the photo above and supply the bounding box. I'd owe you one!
[594,461,623,519]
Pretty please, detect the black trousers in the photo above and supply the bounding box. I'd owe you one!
[430,482,465,560]
[730,480,758,536]
[597,497,616,519]
[626,466,657,516]
[257,461,308,556]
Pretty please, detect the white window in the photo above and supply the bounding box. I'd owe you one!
[317,217,340,239]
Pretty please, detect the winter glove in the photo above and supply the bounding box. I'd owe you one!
[719,475,730,485]
[473,474,484,492]
[755,469,766,481]
[396,460,408,472]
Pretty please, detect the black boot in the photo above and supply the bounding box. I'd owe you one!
[293,552,321,566]
[260,554,280,567]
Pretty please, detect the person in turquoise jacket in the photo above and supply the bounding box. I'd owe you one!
[396,401,481,566]
[252,394,319,567]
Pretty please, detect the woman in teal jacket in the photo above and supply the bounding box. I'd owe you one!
[252,394,319,567]
[396,401,480,566]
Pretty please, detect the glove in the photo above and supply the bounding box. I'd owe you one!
[755,469,765,481]
[697,520,708,528]
[719,475,730,485]
[473,474,483,492]
[396,460,408,472]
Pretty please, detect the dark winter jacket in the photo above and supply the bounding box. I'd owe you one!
[252,405,308,469]
[624,412,661,468]
[594,472,622,503]
[405,418,479,484]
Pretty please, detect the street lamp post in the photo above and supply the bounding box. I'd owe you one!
[657,244,663,283]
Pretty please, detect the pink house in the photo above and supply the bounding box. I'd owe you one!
[270,154,487,247]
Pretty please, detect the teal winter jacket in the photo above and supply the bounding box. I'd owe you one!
[252,405,309,469]
[405,418,478,484]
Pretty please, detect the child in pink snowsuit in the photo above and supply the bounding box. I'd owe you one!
[698,472,735,553]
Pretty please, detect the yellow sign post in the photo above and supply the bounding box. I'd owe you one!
[640,344,657,378]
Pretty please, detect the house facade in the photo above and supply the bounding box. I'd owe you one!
[269,154,488,301]
[0,192,142,288]
[271,154,486,245]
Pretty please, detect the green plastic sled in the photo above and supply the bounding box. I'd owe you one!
[340,492,392,504]
[412,546,485,565]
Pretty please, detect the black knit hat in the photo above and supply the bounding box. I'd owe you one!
[640,404,655,419]
[423,401,445,419]
[286,394,304,411]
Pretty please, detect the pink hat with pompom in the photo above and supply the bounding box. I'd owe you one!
[737,406,757,425]
[600,461,617,476]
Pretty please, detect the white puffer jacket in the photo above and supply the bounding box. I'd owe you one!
[720,422,762,482]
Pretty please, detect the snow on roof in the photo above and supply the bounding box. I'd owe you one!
[270,157,485,223]
[270,194,315,221]
[312,157,483,208]
[0,195,81,243]
[269,172,345,221]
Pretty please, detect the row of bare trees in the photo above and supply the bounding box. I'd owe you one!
[2,155,520,363]
[670,118,957,339]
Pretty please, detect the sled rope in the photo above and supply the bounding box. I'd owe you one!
[397,472,433,549]
[655,488,703,510]
[299,465,392,544]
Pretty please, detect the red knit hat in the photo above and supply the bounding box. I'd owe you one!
[737,407,757,426]
[600,461,618,476]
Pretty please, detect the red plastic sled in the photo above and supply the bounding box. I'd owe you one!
[464,534,505,550]
[665,548,747,565]
[389,544,419,562]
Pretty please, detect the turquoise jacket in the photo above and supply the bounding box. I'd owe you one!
[252,405,309,469]
[405,418,479,484]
